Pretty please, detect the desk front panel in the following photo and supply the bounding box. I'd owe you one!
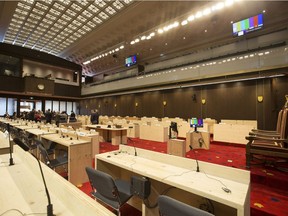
[0,131,10,155]
[85,125,128,145]
[41,134,92,185]
[96,151,249,216]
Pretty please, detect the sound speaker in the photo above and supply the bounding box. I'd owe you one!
[130,176,150,199]
[138,65,145,73]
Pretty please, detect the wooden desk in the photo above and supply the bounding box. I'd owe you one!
[74,129,100,159]
[96,145,250,216]
[41,133,92,186]
[59,121,82,129]
[84,124,127,145]
[0,131,10,155]
[25,128,57,137]
[0,118,22,126]
[139,124,168,142]
[0,146,114,216]
[167,139,186,157]
[186,130,210,150]
[126,124,140,138]
[214,124,255,144]
[14,124,39,131]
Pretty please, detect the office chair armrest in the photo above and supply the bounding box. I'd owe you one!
[249,131,280,137]
[251,129,277,133]
[246,135,287,143]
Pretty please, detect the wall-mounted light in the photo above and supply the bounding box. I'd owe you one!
[163,101,167,106]
[257,96,263,103]
[114,104,117,108]
[201,99,206,105]
[98,104,101,108]
[135,102,138,107]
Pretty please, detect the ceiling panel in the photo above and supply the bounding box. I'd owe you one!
[0,0,288,77]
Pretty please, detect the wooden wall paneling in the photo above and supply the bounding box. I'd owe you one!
[163,87,199,120]
[134,93,142,117]
[205,84,228,122]
[200,86,210,118]
[103,97,115,116]
[80,76,287,130]
[256,79,266,130]
[275,76,288,106]
[263,76,288,130]
[164,89,181,118]
[205,81,256,122]
[228,81,256,120]
[0,76,23,92]
[54,83,80,97]
[118,94,134,117]
[142,91,162,117]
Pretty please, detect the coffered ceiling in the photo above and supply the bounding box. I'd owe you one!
[0,0,288,77]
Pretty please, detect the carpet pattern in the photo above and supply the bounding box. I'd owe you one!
[79,137,288,216]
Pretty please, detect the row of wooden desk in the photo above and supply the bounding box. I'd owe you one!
[0,118,251,216]
[96,145,250,216]
[83,124,128,145]
[0,119,101,186]
[0,146,114,216]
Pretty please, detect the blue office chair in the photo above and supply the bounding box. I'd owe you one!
[158,195,214,216]
[36,139,68,171]
[85,167,132,216]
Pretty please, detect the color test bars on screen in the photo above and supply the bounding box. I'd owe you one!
[233,13,263,37]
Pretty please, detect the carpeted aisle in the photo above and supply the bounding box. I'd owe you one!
[78,138,288,216]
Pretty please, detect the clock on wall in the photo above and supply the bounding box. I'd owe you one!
[37,84,45,90]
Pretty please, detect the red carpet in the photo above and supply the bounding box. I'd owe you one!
[78,137,288,216]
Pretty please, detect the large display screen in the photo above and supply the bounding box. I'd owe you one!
[190,118,203,128]
[125,54,137,67]
[233,13,263,37]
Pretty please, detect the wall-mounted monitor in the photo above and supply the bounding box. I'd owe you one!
[232,13,263,37]
[125,54,137,67]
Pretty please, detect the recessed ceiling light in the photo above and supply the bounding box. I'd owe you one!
[188,15,195,21]
[181,20,188,26]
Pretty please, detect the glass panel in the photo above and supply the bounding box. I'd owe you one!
[0,54,21,77]
[73,102,79,114]
[67,101,73,114]
[35,101,42,111]
[45,100,52,111]
[7,98,17,115]
[53,101,59,112]
[0,98,7,116]
[59,101,66,112]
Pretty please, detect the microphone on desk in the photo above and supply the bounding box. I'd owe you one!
[133,141,138,156]
[189,145,200,172]
[13,138,54,216]
[134,145,137,156]
[128,138,137,156]
[7,123,14,166]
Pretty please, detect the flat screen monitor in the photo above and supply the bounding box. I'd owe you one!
[190,118,203,128]
[233,13,263,37]
[125,54,137,67]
